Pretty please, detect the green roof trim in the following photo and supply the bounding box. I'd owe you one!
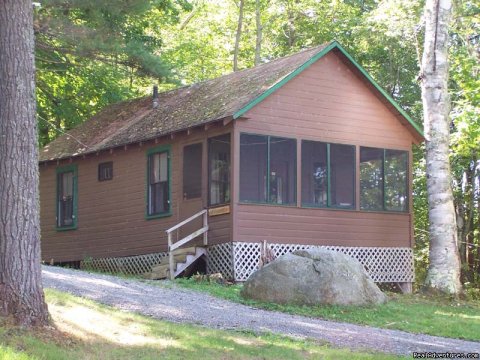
[233,41,337,120]
[233,41,424,139]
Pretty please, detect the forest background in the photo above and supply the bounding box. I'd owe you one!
[34,0,479,293]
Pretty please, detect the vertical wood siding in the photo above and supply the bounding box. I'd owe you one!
[40,125,232,262]
[233,51,415,248]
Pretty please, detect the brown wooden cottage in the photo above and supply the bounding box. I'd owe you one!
[39,41,423,288]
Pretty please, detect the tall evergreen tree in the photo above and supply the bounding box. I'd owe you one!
[0,0,50,326]
[35,0,190,146]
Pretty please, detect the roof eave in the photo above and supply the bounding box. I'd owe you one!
[38,117,232,164]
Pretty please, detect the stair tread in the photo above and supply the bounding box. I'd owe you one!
[147,246,207,279]
[172,247,197,256]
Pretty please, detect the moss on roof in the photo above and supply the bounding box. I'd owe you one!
[40,45,326,162]
[40,41,423,162]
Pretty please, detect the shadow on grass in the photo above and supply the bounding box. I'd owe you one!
[1,289,398,360]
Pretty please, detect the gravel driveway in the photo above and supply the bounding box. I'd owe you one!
[42,266,480,357]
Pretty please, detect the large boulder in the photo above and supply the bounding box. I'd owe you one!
[241,248,387,306]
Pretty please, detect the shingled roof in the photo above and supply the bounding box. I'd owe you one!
[40,41,423,162]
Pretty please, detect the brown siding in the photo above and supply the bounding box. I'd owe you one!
[235,205,411,247]
[208,213,232,246]
[40,125,233,262]
[237,52,413,150]
[232,51,415,248]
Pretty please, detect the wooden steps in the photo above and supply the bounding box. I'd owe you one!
[145,246,206,280]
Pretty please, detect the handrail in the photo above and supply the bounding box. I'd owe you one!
[166,209,208,280]
[166,209,207,234]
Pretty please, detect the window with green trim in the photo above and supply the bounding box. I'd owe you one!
[240,133,296,205]
[56,165,77,229]
[147,148,170,216]
[301,141,355,208]
[360,147,408,212]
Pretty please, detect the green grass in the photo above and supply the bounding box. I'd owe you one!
[169,278,480,342]
[0,289,399,360]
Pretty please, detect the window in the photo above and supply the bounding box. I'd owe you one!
[301,141,327,206]
[301,141,355,208]
[209,134,230,205]
[98,162,113,181]
[56,165,77,229]
[385,150,408,211]
[330,144,355,207]
[240,133,296,205]
[240,134,268,202]
[360,147,408,211]
[183,143,202,199]
[147,147,170,217]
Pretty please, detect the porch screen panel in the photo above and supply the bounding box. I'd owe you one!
[149,151,169,215]
[209,134,231,206]
[330,144,355,208]
[240,134,267,202]
[360,147,384,210]
[301,141,327,206]
[183,143,202,199]
[57,171,74,227]
[269,137,296,204]
[385,150,408,211]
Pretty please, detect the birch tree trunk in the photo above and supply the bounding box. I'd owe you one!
[233,0,244,72]
[0,0,50,325]
[421,0,462,294]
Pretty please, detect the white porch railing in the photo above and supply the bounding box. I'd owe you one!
[165,209,208,280]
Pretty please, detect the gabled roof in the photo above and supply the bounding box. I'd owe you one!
[40,41,423,162]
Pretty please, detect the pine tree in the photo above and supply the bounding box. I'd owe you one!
[0,0,50,326]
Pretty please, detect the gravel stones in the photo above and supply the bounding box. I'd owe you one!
[42,265,480,356]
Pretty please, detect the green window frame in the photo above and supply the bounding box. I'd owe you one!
[239,133,297,206]
[301,141,355,209]
[56,164,78,231]
[360,147,409,212]
[146,145,172,219]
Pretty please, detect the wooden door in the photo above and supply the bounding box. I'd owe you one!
[178,142,204,242]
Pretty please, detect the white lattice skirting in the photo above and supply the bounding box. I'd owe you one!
[80,252,168,276]
[208,242,414,283]
[207,242,234,280]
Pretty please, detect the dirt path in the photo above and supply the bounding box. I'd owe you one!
[42,266,480,357]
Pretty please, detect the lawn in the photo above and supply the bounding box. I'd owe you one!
[0,289,399,360]
[169,278,480,342]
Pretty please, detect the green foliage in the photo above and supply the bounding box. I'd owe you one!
[34,0,190,146]
[36,0,479,288]
[448,0,480,285]
[0,289,396,360]
[172,278,480,341]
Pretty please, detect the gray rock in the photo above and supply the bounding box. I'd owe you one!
[241,248,387,306]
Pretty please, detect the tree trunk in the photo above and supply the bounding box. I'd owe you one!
[476,161,480,278]
[0,0,50,326]
[254,0,262,66]
[421,0,462,294]
[465,161,476,282]
[233,0,244,72]
[286,1,297,49]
